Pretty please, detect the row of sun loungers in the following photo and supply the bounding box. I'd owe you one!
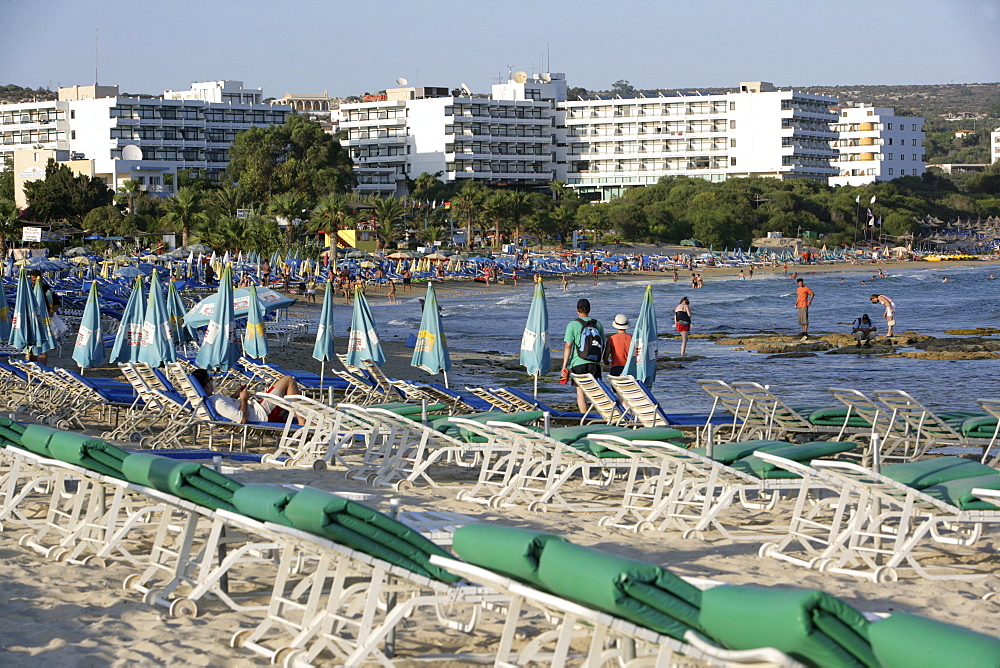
[0,418,996,666]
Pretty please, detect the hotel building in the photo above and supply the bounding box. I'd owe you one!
[829,105,925,186]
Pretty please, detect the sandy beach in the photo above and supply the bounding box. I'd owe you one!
[1,253,999,665]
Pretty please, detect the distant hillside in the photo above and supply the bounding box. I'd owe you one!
[0,84,57,105]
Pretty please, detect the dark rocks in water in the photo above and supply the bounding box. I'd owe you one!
[912,337,1000,352]
[826,346,893,355]
[655,361,686,370]
[661,355,705,362]
[767,352,818,359]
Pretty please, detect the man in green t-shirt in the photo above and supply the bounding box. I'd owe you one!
[562,298,605,413]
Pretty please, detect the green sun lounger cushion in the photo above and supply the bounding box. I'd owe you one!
[692,440,793,465]
[535,539,702,640]
[731,441,856,479]
[0,417,26,445]
[437,410,545,442]
[920,473,1000,511]
[572,427,686,458]
[868,611,1000,668]
[806,407,871,428]
[283,486,459,583]
[546,424,622,444]
[18,423,60,457]
[374,402,449,417]
[959,415,999,438]
[452,524,566,588]
[699,586,877,668]
[232,484,298,527]
[881,457,998,490]
[46,432,130,479]
[121,453,242,512]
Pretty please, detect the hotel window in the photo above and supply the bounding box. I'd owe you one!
[889,168,894,175]
[912,124,917,131]
[913,154,918,161]
[887,123,893,130]
[70,110,75,119]
[888,154,893,160]
[730,120,736,129]
[730,157,736,166]
[71,131,76,139]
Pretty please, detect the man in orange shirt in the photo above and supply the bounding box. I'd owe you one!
[603,314,633,376]
[795,278,814,341]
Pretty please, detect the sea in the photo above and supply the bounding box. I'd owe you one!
[365,264,1000,415]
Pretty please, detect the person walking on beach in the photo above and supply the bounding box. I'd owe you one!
[305,277,317,303]
[401,267,412,292]
[603,314,632,376]
[674,296,692,356]
[387,279,397,304]
[870,294,896,337]
[795,278,814,341]
[561,298,605,414]
[561,274,568,291]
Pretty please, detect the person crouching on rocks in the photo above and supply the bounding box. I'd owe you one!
[852,314,877,348]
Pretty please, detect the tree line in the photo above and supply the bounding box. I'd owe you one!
[3,114,1000,260]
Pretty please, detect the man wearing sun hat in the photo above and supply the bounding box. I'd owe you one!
[603,313,633,377]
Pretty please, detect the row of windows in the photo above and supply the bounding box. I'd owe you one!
[445,142,548,156]
[568,120,731,137]
[445,124,548,138]
[111,147,228,161]
[446,160,549,173]
[574,157,729,172]
[110,105,285,124]
[0,130,64,144]
[348,128,407,140]
[0,111,63,125]
[445,105,546,119]
[344,108,406,122]
[833,122,921,132]
[564,100,731,119]
[571,138,730,154]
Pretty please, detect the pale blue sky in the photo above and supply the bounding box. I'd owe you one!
[2,0,998,98]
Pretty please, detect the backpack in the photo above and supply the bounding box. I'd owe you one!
[575,318,604,362]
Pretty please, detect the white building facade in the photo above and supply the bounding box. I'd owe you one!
[1,81,289,204]
[829,105,925,186]
[341,73,566,195]
[991,128,1000,163]
[563,82,838,201]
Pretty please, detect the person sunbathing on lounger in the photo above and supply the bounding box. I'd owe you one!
[192,369,305,425]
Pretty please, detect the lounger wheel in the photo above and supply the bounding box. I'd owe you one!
[274,647,304,667]
[46,545,68,561]
[394,480,413,492]
[83,556,107,569]
[18,534,33,547]
[311,460,327,472]
[813,558,834,572]
[128,432,143,443]
[142,587,164,605]
[55,420,72,430]
[366,473,380,485]
[681,529,704,541]
[169,597,198,618]
[983,592,998,602]
[873,566,898,584]
[455,490,469,502]
[527,501,547,513]
[635,521,655,534]
[488,496,506,509]
[260,454,275,465]
[123,574,141,591]
[758,542,779,558]
[139,436,157,449]
[597,515,613,527]
[231,630,253,649]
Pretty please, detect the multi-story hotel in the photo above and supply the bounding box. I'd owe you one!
[563,82,839,200]
[341,73,566,195]
[829,105,925,186]
[2,81,289,207]
[991,127,1000,163]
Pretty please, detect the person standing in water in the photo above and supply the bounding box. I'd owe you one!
[795,278,814,341]
[674,296,692,357]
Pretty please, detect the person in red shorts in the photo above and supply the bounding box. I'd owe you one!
[674,296,692,356]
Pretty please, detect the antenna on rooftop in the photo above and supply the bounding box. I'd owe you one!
[513,71,528,84]
[539,73,552,83]
[460,82,472,97]
[95,28,99,85]
[395,77,408,86]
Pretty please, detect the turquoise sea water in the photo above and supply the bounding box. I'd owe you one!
[368,264,1000,414]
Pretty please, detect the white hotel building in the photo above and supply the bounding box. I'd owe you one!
[341,74,566,195]
[563,81,839,200]
[829,105,925,186]
[342,77,926,200]
[1,81,289,207]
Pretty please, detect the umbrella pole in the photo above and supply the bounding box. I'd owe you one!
[442,370,449,389]
[533,372,538,398]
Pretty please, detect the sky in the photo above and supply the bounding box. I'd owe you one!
[2,0,998,99]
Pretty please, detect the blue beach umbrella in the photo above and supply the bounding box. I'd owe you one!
[411,282,451,386]
[184,286,296,328]
[622,285,659,386]
[242,283,270,361]
[108,276,146,364]
[137,271,176,367]
[345,287,385,368]
[519,280,550,396]
[72,281,105,370]
[195,265,238,371]
[166,280,196,346]
[0,286,11,343]
[9,269,42,353]
[32,275,58,356]
[312,279,336,388]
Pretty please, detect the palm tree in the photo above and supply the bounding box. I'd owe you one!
[161,187,209,247]
[419,224,448,244]
[208,184,251,219]
[483,192,509,249]
[268,192,309,248]
[194,215,246,253]
[371,197,405,250]
[0,198,22,261]
[507,192,531,248]
[115,178,143,215]
[451,183,486,251]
